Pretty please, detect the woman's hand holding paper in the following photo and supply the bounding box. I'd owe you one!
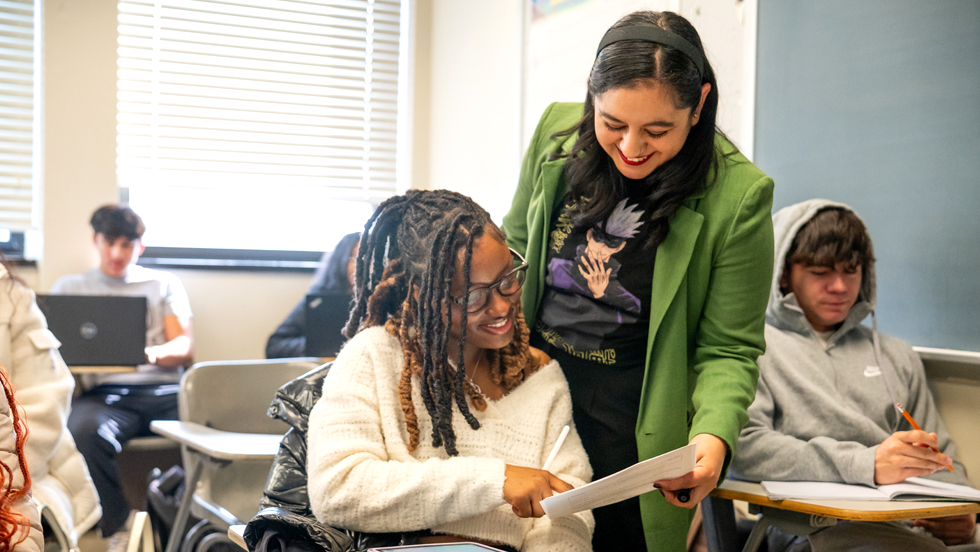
[655,433,727,509]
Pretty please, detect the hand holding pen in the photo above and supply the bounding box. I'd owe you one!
[873,404,954,485]
[503,425,573,518]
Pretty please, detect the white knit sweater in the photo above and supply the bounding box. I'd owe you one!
[307,326,594,552]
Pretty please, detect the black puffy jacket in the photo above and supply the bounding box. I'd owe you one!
[243,363,353,552]
[243,364,405,552]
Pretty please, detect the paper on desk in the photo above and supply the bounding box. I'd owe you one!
[541,442,697,518]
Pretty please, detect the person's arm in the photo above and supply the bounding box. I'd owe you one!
[4,283,75,471]
[145,315,193,367]
[661,176,773,507]
[306,336,515,533]
[902,345,970,484]
[730,369,879,486]
[899,343,978,544]
[265,301,307,358]
[521,362,594,552]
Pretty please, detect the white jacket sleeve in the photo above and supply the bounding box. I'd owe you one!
[306,336,508,533]
[2,281,75,477]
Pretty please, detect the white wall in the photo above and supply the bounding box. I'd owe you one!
[415,0,524,222]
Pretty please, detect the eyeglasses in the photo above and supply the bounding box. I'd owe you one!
[452,248,528,313]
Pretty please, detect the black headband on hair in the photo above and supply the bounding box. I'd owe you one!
[596,25,705,78]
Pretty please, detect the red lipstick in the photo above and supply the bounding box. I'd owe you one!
[617,147,652,166]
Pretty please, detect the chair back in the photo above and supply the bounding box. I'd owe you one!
[178,357,324,523]
[179,358,323,434]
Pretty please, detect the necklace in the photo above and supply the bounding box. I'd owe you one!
[464,355,489,401]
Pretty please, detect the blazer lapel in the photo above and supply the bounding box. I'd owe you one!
[525,158,566,327]
[647,205,704,348]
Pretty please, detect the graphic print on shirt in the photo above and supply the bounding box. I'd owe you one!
[540,198,647,355]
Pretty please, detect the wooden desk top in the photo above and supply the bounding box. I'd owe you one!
[713,480,980,522]
[228,525,247,550]
[69,365,139,374]
[150,420,283,461]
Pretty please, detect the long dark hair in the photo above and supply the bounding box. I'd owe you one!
[554,10,729,250]
[344,190,534,456]
[312,232,360,294]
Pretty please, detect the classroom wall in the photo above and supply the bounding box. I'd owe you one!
[754,0,980,352]
[414,0,524,222]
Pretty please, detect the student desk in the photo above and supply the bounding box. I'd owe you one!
[68,365,138,374]
[228,525,247,550]
[709,480,980,552]
[150,420,283,552]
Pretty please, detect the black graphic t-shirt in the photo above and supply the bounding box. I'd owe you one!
[533,189,656,370]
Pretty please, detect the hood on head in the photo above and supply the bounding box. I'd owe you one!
[768,199,876,335]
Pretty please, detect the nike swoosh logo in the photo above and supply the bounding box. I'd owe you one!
[864,366,882,377]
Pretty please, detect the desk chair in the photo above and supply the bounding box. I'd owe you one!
[154,358,322,552]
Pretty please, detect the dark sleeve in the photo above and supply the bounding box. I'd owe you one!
[266,300,307,358]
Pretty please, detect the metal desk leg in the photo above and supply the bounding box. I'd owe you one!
[701,495,739,552]
[741,516,770,552]
[165,454,205,552]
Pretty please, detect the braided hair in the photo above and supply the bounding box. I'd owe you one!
[0,365,31,551]
[344,190,537,456]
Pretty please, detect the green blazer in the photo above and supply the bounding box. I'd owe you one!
[502,102,774,550]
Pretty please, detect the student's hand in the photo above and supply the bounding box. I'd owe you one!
[913,514,977,545]
[503,464,574,518]
[654,433,727,509]
[874,430,952,485]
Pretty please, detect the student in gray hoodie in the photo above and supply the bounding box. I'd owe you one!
[731,199,978,551]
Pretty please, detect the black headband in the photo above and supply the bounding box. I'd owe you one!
[596,25,705,78]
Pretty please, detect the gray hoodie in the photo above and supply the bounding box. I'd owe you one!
[730,199,970,487]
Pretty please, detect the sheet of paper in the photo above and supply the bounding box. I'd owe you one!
[882,478,980,501]
[761,481,887,501]
[541,442,696,518]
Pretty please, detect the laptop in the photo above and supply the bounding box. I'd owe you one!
[304,293,351,358]
[36,295,148,366]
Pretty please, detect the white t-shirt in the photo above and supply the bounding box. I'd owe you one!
[51,265,193,387]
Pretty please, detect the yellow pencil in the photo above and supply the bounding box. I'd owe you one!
[895,403,953,472]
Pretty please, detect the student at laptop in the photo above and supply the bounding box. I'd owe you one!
[731,200,977,551]
[50,204,194,539]
[265,232,359,358]
[0,257,100,549]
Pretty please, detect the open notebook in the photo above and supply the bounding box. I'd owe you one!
[761,477,980,502]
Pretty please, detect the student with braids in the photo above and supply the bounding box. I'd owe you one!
[306,189,594,552]
[504,10,774,551]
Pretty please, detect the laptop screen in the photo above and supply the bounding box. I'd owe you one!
[304,293,351,358]
[36,295,148,366]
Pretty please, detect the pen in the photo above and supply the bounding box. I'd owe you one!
[542,425,570,472]
[895,403,953,472]
[676,489,691,503]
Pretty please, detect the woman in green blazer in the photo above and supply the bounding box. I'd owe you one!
[502,11,773,551]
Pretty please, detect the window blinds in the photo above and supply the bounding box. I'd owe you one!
[117,0,401,250]
[0,0,37,232]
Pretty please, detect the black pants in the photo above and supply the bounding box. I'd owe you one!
[532,338,648,552]
[68,384,179,537]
